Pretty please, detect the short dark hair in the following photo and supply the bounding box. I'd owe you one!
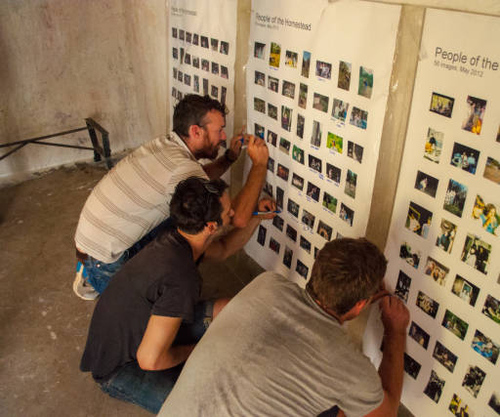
[307,238,387,315]
[170,177,228,234]
[173,94,228,138]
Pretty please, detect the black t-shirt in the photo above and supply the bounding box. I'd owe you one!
[80,228,200,380]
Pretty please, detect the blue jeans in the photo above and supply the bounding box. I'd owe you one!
[84,218,174,293]
[98,300,214,413]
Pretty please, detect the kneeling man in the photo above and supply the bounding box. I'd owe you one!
[80,177,275,413]
[159,238,410,417]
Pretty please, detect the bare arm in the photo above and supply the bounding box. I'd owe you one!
[136,315,194,371]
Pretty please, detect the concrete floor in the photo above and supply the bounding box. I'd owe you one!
[0,163,412,416]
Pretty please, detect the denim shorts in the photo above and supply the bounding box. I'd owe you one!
[98,299,214,414]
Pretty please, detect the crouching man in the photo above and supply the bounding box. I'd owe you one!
[159,238,410,417]
[79,177,275,413]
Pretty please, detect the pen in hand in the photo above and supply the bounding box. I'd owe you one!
[252,210,281,215]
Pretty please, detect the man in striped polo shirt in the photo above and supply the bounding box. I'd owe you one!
[74,94,268,300]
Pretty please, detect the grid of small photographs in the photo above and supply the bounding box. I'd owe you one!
[249,40,380,281]
[394,73,499,415]
[170,26,232,145]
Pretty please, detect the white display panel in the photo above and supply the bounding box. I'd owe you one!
[365,9,500,417]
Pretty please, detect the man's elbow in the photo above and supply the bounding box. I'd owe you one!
[231,213,249,229]
[136,351,164,371]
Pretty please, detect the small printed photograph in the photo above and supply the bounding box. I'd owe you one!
[399,242,421,269]
[471,329,499,365]
[395,270,411,302]
[220,86,227,106]
[286,224,298,242]
[332,99,349,123]
[312,92,329,113]
[269,237,281,254]
[202,78,208,95]
[443,179,467,218]
[172,47,179,59]
[298,83,308,109]
[177,69,183,82]
[433,341,458,372]
[471,195,499,236]
[301,209,316,229]
[287,198,299,218]
[269,42,281,68]
[442,309,468,340]
[484,156,500,185]
[257,225,267,246]
[272,215,284,231]
[339,203,354,227]
[344,169,357,199]
[338,61,351,91]
[349,107,368,129]
[404,353,421,379]
[279,137,290,155]
[184,53,191,65]
[210,85,218,99]
[285,50,298,68]
[171,87,177,98]
[315,60,332,79]
[300,236,312,253]
[292,145,304,164]
[347,141,364,164]
[291,173,304,191]
[220,41,229,55]
[267,103,278,120]
[210,38,218,51]
[462,365,486,398]
[301,51,311,78]
[282,80,296,99]
[172,27,178,38]
[451,275,479,306]
[317,220,333,241]
[430,92,454,118]
[358,66,373,98]
[296,259,309,279]
[416,291,439,318]
[192,33,199,45]
[263,182,273,197]
[449,394,471,417]
[185,31,192,43]
[254,123,265,141]
[326,132,343,154]
[326,163,341,184]
[184,74,191,86]
[306,182,320,202]
[310,120,322,147]
[450,142,479,174]
[314,247,320,259]
[192,57,200,68]
[482,294,500,324]
[179,29,185,40]
[283,246,293,268]
[489,392,500,414]
[276,187,284,209]
[202,59,210,71]
[435,219,457,253]
[281,106,292,132]
[322,192,338,214]
[277,164,289,182]
[296,114,305,139]
[308,155,322,174]
[266,130,277,146]
[201,35,209,48]
[463,96,487,135]
[405,201,433,238]
[268,76,279,92]
[461,233,491,275]
[423,370,445,403]
[409,321,430,349]
[211,62,219,75]
[423,127,444,163]
[253,70,265,87]
[254,42,265,59]
[267,157,274,173]
[414,170,439,198]
[221,66,228,79]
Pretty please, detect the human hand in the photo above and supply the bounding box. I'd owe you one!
[254,198,277,220]
[247,135,269,167]
[380,295,410,336]
[227,127,247,161]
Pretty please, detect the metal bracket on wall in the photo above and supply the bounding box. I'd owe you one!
[0,118,113,169]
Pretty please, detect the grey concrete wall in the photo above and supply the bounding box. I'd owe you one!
[0,0,167,184]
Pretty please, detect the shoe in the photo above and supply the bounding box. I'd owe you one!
[73,261,99,301]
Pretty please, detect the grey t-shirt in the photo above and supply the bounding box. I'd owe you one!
[159,272,383,417]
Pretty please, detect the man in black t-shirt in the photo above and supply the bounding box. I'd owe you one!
[80,177,275,414]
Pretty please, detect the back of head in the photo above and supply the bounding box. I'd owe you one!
[170,177,228,234]
[307,238,387,315]
[173,94,228,138]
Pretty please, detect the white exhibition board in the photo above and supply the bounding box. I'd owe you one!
[244,0,400,285]
[364,9,500,417]
[168,0,237,141]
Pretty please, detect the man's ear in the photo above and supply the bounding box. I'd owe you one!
[188,124,203,140]
[205,221,218,235]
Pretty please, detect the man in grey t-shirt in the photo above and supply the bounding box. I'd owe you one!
[159,238,409,417]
